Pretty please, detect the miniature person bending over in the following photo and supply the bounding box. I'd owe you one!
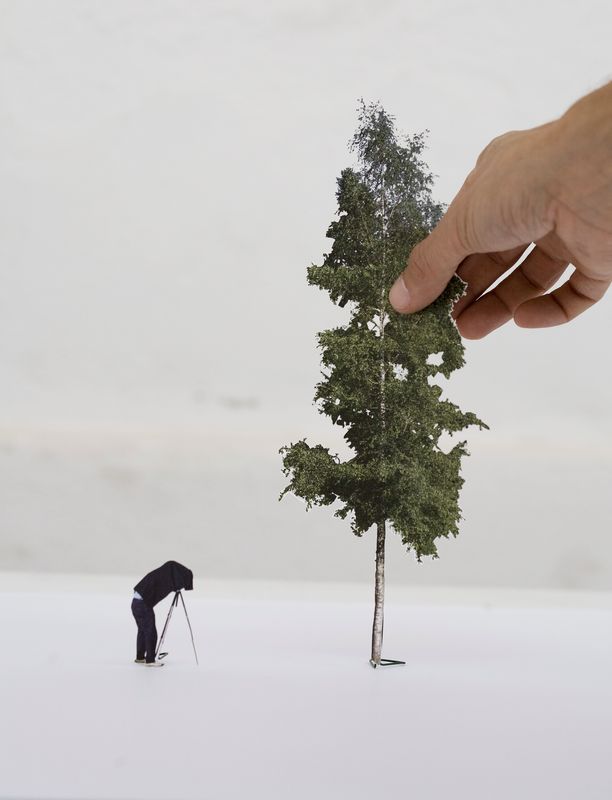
[131,560,194,667]
[389,81,612,336]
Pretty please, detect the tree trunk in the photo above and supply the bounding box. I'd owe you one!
[370,518,386,665]
[370,164,388,667]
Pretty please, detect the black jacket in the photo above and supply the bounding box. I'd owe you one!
[134,561,194,608]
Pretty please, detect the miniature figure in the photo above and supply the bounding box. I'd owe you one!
[131,560,194,666]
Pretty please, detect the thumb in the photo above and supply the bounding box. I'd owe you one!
[389,210,469,313]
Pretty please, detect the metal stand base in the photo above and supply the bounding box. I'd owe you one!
[369,658,406,668]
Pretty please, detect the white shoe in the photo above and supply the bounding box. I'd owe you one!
[134,658,146,664]
[145,661,165,667]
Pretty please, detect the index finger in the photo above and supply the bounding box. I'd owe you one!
[389,205,469,313]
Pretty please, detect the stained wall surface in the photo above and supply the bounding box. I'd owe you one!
[1,0,611,588]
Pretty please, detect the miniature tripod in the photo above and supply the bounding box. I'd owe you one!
[155,590,199,665]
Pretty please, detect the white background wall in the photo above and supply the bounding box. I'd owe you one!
[1,0,611,588]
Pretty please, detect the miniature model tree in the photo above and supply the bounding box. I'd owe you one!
[280,102,487,667]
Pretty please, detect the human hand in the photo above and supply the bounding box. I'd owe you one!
[389,82,612,338]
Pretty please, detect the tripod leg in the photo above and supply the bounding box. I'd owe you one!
[155,592,179,659]
[179,592,199,666]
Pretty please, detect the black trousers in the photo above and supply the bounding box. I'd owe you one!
[131,598,157,663]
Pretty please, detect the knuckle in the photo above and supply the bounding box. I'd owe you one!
[477,131,517,165]
[454,203,477,253]
[461,166,479,190]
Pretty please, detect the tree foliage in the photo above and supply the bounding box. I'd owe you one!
[280,102,486,559]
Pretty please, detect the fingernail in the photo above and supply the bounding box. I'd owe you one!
[389,274,411,311]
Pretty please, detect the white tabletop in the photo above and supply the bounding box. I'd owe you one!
[0,576,610,799]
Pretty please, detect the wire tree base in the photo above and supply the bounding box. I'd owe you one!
[369,658,406,668]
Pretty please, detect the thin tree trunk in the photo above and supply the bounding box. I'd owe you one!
[371,167,388,667]
[370,518,386,665]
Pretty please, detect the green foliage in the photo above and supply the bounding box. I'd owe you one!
[280,101,487,560]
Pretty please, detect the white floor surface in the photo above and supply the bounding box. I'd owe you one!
[0,577,611,800]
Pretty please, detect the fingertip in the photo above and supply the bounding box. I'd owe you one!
[455,314,488,340]
[455,297,509,339]
[513,311,531,328]
[513,299,556,328]
[514,311,544,329]
[388,274,412,313]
